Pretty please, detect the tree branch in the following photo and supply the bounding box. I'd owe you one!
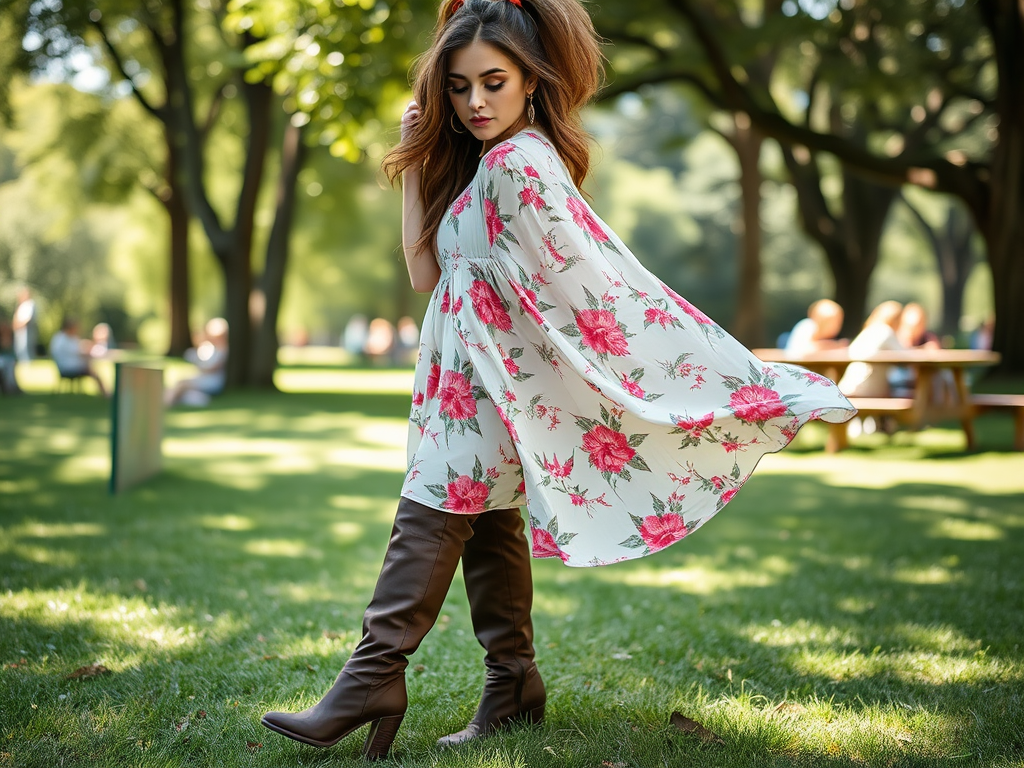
[597,67,722,106]
[90,19,162,121]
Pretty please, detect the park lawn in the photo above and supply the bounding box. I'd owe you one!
[1,372,1023,768]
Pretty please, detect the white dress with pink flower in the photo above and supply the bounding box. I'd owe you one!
[401,130,855,567]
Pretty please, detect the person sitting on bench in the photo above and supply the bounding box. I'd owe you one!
[50,317,108,397]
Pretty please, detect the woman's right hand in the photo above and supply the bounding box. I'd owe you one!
[400,100,421,143]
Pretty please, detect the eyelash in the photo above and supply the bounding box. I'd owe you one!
[448,83,505,94]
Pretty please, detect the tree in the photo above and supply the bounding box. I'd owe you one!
[7,0,424,386]
[669,0,1022,373]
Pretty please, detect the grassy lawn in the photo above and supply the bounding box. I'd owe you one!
[2,356,1023,767]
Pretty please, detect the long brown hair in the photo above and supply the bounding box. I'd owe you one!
[382,0,603,255]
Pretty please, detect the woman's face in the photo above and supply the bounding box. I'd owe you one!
[447,39,536,153]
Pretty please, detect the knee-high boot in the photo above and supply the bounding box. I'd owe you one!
[437,507,546,747]
[261,497,476,758]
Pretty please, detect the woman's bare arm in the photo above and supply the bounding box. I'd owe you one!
[400,102,441,294]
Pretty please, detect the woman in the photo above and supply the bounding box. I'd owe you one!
[261,0,855,757]
[837,300,905,398]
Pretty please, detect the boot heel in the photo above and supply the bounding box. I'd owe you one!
[363,714,403,759]
[524,704,545,725]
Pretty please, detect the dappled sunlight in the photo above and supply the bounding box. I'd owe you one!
[603,555,794,595]
[244,538,322,559]
[5,543,79,567]
[325,446,406,472]
[53,451,110,484]
[12,522,107,539]
[330,521,365,544]
[275,368,414,394]
[928,517,1004,541]
[892,564,963,585]
[201,515,255,532]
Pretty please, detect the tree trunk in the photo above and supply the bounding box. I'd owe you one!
[978,0,1024,373]
[165,136,192,355]
[728,115,765,347]
[221,76,274,388]
[251,116,307,388]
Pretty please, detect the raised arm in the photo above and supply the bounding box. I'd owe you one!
[400,102,441,294]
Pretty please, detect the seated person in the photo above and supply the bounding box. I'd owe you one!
[891,303,947,399]
[164,318,228,407]
[784,299,848,355]
[838,301,905,398]
[49,318,109,397]
[0,319,22,395]
[90,322,115,358]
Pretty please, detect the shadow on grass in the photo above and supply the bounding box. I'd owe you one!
[1,392,1022,767]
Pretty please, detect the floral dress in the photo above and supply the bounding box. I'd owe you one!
[401,130,855,567]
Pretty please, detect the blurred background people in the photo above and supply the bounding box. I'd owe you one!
[49,317,108,397]
[0,318,22,395]
[90,322,115,358]
[364,317,395,365]
[896,303,941,350]
[343,314,369,364]
[393,316,420,365]
[784,299,848,355]
[164,318,229,407]
[13,287,38,362]
[838,300,905,398]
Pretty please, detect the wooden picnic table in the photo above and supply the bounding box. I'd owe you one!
[751,348,1003,452]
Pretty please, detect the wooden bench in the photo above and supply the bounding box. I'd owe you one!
[826,397,915,452]
[971,394,1024,451]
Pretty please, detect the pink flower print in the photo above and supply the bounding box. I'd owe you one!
[720,488,739,505]
[644,307,674,328]
[426,363,441,400]
[576,309,629,356]
[519,187,545,210]
[504,358,520,376]
[524,165,540,179]
[676,412,714,437]
[566,196,609,242]
[450,189,472,216]
[440,288,451,314]
[619,372,645,399]
[511,281,545,325]
[639,513,687,552]
[804,371,831,386]
[722,439,743,453]
[486,466,500,479]
[443,474,489,513]
[438,370,478,421]
[711,476,725,489]
[663,284,713,325]
[543,235,566,265]
[531,527,569,561]
[729,384,787,424]
[412,390,424,406]
[496,406,520,443]
[484,142,516,170]
[469,279,513,331]
[517,479,526,494]
[452,296,463,314]
[542,453,574,478]
[582,424,635,474]
[484,198,504,246]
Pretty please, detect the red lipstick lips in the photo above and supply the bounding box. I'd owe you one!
[469,116,491,127]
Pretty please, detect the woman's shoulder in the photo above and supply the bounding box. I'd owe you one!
[479,130,562,180]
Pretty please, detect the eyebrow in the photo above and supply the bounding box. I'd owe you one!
[447,68,508,80]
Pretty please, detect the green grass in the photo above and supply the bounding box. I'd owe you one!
[2,358,1023,767]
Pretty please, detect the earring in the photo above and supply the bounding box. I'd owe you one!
[527,92,535,125]
[450,112,466,134]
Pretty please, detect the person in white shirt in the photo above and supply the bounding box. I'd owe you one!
[13,287,38,362]
[164,318,229,407]
[838,301,905,398]
[784,299,848,355]
[49,318,108,397]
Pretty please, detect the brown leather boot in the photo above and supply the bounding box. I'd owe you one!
[437,508,546,747]
[262,497,476,758]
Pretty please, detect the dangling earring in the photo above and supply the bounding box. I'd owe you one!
[450,112,466,134]
[527,92,536,125]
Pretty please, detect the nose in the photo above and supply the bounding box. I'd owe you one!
[469,85,486,111]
